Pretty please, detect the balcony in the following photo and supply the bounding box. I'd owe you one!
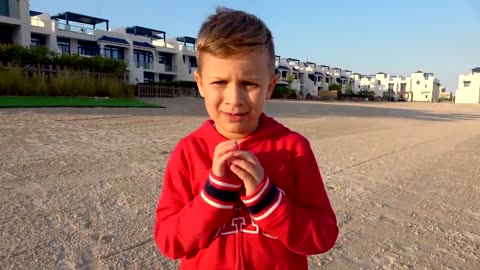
[52,12,109,36]
[165,64,177,72]
[152,39,176,49]
[179,44,195,52]
[58,23,95,35]
[135,61,153,70]
[30,18,46,28]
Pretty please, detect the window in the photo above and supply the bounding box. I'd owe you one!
[464,81,471,87]
[416,81,420,85]
[31,37,42,47]
[158,55,165,64]
[281,71,287,78]
[133,49,153,69]
[31,34,46,47]
[189,57,198,68]
[144,72,155,83]
[57,38,70,54]
[104,46,124,60]
[78,41,100,56]
[0,0,9,17]
[400,83,406,91]
[425,84,427,88]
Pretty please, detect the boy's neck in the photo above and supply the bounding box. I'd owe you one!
[213,119,263,140]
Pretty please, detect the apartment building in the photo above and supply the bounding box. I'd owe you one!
[349,71,441,102]
[0,0,30,45]
[1,0,198,84]
[2,0,450,102]
[455,67,480,104]
[275,57,358,98]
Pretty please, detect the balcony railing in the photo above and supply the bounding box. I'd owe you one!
[179,45,196,52]
[58,23,94,35]
[135,61,153,69]
[152,39,176,49]
[165,64,177,72]
[31,18,46,28]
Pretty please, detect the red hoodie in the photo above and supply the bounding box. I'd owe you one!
[154,113,338,270]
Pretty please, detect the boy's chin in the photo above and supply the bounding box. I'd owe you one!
[216,122,256,138]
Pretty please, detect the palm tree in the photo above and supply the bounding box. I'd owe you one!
[286,73,295,90]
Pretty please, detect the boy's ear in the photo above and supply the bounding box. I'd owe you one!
[265,73,279,100]
[193,70,205,98]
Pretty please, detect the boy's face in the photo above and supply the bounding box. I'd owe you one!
[194,50,278,140]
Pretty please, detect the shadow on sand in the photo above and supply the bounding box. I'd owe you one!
[1,97,480,123]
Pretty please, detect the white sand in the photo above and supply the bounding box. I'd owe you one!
[1,98,479,269]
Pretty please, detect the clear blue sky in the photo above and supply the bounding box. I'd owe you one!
[31,0,480,92]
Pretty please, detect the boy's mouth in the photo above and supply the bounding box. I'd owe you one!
[222,112,248,122]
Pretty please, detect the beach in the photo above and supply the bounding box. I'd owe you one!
[1,98,479,269]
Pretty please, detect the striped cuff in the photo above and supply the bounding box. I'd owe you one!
[241,177,283,221]
[200,172,243,210]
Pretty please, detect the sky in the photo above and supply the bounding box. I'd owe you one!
[30,0,480,92]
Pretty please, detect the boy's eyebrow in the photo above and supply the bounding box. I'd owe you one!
[207,76,261,81]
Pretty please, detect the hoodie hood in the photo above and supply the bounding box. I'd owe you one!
[192,113,292,148]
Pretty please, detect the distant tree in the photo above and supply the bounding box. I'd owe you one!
[286,73,295,89]
[328,83,342,91]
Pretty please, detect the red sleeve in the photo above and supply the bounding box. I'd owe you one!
[154,139,243,259]
[240,137,338,255]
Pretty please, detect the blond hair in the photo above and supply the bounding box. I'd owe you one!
[196,7,276,72]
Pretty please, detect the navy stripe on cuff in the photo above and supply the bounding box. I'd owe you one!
[204,179,240,203]
[247,184,279,215]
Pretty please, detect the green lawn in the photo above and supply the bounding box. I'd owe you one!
[0,96,164,108]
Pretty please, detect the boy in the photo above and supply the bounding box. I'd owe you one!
[154,7,338,270]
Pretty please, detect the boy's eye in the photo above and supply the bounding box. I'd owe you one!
[212,81,226,85]
[242,81,258,87]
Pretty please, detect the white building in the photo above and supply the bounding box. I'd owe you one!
[2,1,198,84]
[2,0,449,101]
[0,0,30,46]
[409,71,440,102]
[455,67,480,104]
[275,57,355,98]
[348,71,440,102]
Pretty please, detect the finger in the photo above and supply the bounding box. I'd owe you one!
[230,163,255,183]
[232,150,258,165]
[230,158,260,181]
[213,151,235,172]
[214,140,238,157]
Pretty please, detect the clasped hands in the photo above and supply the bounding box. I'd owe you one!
[212,140,264,196]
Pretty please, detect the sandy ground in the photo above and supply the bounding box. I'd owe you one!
[1,98,479,270]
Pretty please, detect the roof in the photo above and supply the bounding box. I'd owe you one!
[133,41,156,49]
[278,65,291,70]
[126,26,166,39]
[472,67,480,72]
[314,71,325,75]
[97,35,129,45]
[176,36,196,45]
[30,10,43,17]
[51,12,109,26]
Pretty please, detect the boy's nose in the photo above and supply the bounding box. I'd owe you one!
[224,84,245,106]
